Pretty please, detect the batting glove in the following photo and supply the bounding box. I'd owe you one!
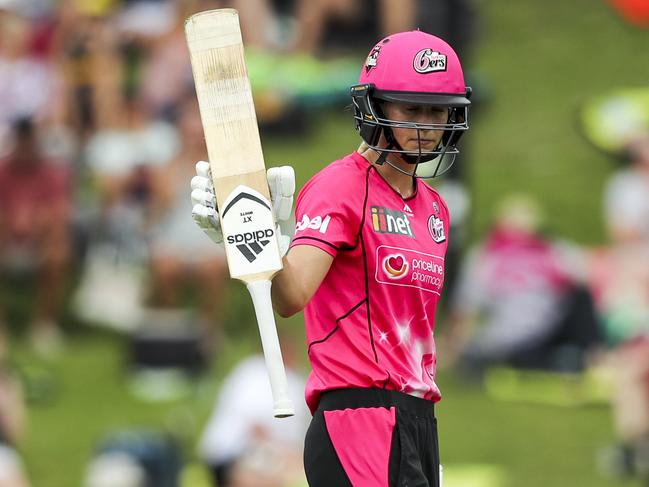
[190,161,296,256]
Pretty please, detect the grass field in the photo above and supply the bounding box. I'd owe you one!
[16,332,636,487]
[469,1,649,244]
[10,1,649,486]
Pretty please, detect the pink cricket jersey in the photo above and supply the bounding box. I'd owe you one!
[291,151,450,413]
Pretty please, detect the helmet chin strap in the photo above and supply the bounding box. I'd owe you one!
[375,143,391,166]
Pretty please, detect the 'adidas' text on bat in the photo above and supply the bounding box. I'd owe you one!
[185,8,294,418]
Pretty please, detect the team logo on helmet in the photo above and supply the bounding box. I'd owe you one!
[365,45,382,72]
[413,49,447,74]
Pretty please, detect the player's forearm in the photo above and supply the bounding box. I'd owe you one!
[271,259,310,318]
[271,245,334,317]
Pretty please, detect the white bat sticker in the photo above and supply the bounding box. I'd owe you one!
[221,185,282,278]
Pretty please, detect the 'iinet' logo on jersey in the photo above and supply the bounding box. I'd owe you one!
[371,206,415,238]
[296,214,332,234]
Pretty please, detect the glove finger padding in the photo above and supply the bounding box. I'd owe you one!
[267,166,295,222]
[191,188,216,209]
[195,160,212,179]
[190,175,214,193]
[192,204,223,243]
[274,195,294,223]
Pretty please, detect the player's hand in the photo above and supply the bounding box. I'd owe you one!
[190,161,295,255]
[190,161,223,244]
[266,165,296,256]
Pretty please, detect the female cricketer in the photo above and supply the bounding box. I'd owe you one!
[192,30,471,487]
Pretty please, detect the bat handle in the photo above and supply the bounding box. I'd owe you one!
[246,279,295,418]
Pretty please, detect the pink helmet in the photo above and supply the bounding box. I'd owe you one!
[351,31,471,177]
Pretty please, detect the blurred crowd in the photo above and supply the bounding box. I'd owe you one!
[0,2,232,485]
[0,0,233,357]
[440,130,649,483]
[0,0,476,352]
[0,0,478,486]
[0,0,647,485]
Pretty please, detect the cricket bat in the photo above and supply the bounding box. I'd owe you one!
[185,8,294,418]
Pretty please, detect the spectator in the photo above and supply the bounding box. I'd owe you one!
[73,94,179,330]
[83,94,180,253]
[604,337,649,478]
[444,194,602,374]
[592,132,649,343]
[0,8,63,125]
[149,96,227,331]
[138,6,193,120]
[56,12,123,137]
[215,0,418,54]
[198,335,309,487]
[84,430,181,487]
[292,0,477,56]
[292,0,416,54]
[0,119,72,355]
[84,453,145,487]
[0,363,30,487]
[604,133,649,245]
[595,133,649,482]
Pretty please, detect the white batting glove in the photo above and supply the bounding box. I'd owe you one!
[267,165,296,256]
[190,161,295,256]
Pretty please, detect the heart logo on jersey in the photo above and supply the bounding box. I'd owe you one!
[383,254,408,279]
[389,256,404,271]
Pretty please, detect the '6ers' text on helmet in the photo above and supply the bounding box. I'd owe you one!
[351,31,471,178]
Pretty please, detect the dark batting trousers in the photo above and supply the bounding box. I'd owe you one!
[304,388,440,487]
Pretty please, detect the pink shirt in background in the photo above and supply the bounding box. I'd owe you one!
[291,152,450,413]
[0,159,70,242]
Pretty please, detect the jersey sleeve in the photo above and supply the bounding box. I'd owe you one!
[290,167,363,257]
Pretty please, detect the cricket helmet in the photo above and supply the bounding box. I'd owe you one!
[351,30,471,177]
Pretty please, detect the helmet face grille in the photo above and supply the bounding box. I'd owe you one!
[350,83,470,178]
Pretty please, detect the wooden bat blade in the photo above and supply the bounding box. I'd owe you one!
[185,8,282,282]
[185,8,264,178]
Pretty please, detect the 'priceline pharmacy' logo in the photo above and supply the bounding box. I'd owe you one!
[376,246,444,295]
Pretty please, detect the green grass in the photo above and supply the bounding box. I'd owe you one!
[15,331,255,487]
[10,1,649,486]
[14,334,635,487]
[469,0,649,244]
[437,373,636,487]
